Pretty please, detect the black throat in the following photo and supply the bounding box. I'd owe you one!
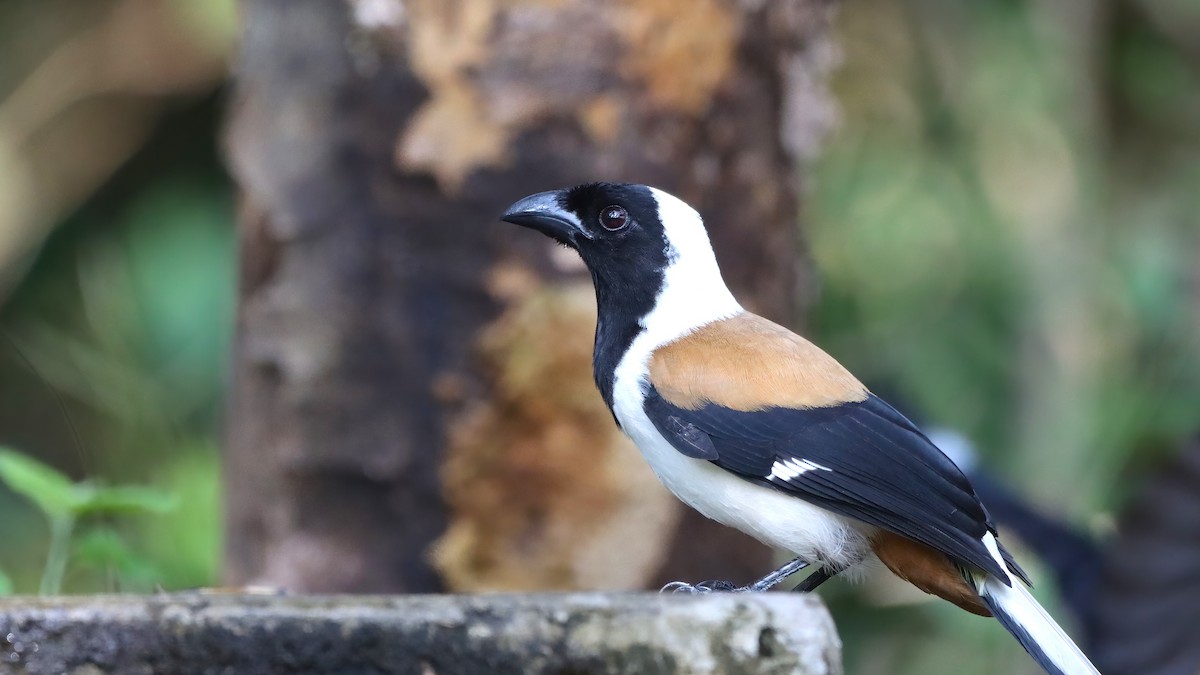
[549,182,674,416]
[589,251,670,414]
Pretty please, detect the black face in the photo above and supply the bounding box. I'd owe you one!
[502,182,672,411]
[503,182,665,253]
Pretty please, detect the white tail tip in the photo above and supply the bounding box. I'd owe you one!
[976,533,1101,675]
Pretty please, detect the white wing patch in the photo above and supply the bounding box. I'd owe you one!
[768,457,832,481]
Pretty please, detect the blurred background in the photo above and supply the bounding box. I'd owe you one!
[0,1,1197,674]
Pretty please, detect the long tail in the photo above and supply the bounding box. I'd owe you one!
[929,427,1102,622]
[972,533,1100,675]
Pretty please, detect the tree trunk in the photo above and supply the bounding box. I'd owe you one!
[224,0,837,592]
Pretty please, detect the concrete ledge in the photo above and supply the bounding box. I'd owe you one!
[0,592,841,675]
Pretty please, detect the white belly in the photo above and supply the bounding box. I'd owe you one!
[612,396,873,572]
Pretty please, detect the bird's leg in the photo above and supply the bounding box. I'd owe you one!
[791,566,836,592]
[746,557,811,591]
[661,557,811,594]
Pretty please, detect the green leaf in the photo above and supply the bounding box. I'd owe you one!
[70,485,177,516]
[0,568,12,596]
[0,448,77,519]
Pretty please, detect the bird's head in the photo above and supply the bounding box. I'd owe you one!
[502,181,743,402]
[502,182,675,267]
[501,183,740,332]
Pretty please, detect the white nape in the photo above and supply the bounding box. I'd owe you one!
[637,187,743,350]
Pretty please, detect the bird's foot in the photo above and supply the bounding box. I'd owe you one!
[660,579,744,594]
[660,558,824,594]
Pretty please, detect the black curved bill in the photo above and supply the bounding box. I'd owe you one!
[501,190,582,245]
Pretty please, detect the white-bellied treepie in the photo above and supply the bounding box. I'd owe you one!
[501,183,1100,675]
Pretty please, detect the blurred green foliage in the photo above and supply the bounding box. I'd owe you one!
[0,448,173,518]
[0,448,175,594]
[809,1,1200,673]
[0,92,233,594]
[0,0,236,596]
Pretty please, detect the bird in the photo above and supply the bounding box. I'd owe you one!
[501,182,1100,675]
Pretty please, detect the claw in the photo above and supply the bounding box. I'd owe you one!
[660,581,712,594]
[660,579,743,594]
[696,580,739,592]
[661,559,820,595]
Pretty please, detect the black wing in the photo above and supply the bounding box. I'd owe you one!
[644,389,1011,582]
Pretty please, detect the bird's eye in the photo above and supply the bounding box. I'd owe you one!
[599,205,629,231]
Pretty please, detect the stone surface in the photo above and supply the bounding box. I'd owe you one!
[0,592,841,675]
